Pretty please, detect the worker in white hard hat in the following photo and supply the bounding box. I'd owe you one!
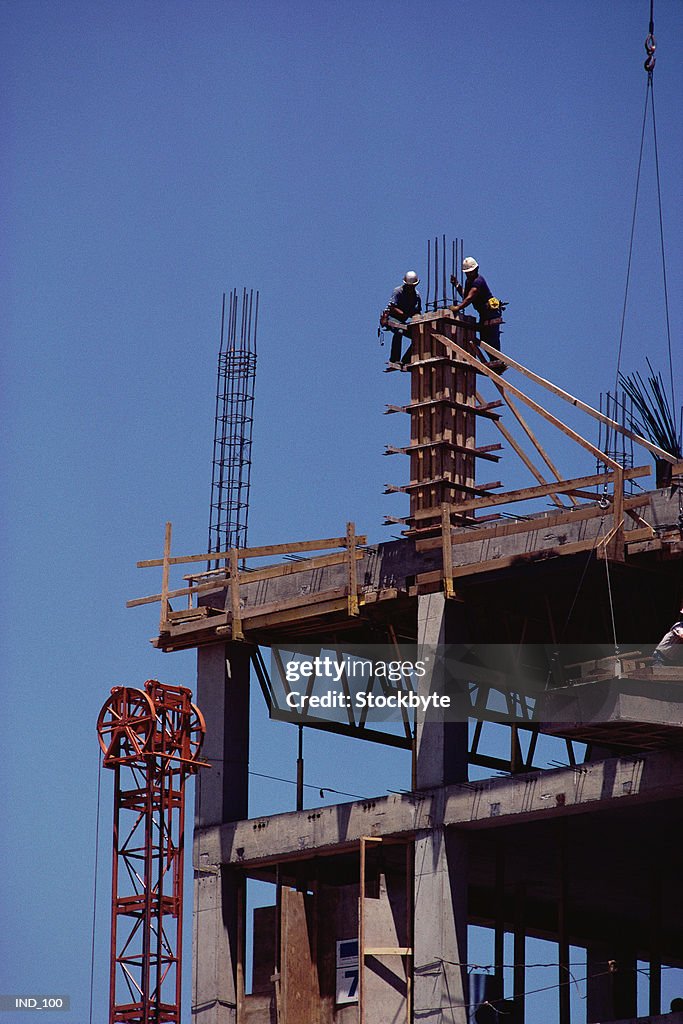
[385,271,422,368]
[450,258,505,370]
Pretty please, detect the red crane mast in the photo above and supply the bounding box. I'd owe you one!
[97,680,206,1024]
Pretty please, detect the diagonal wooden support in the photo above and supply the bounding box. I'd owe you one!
[476,389,570,509]
[420,466,649,517]
[415,494,650,553]
[493,386,579,504]
[434,334,621,470]
[478,339,678,464]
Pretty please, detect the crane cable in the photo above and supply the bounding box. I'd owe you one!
[614,0,675,422]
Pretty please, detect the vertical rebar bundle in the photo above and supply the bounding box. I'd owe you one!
[208,288,258,555]
[425,235,463,311]
[597,390,638,496]
[598,390,636,473]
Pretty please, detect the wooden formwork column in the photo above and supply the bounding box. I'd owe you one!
[407,314,478,535]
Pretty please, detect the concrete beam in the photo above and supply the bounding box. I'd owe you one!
[448,747,683,829]
[193,748,683,868]
[199,790,435,868]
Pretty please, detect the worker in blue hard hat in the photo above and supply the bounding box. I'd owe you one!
[450,257,506,371]
[385,270,422,368]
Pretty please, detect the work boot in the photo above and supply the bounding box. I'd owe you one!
[488,358,506,374]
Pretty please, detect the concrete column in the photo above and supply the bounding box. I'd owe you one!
[193,642,251,1023]
[192,867,242,1024]
[612,951,637,1020]
[413,822,469,1024]
[413,595,470,1021]
[195,641,251,826]
[586,944,613,1024]
[415,592,468,789]
[586,945,637,1024]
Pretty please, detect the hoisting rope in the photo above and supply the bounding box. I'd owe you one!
[546,509,620,689]
[603,534,620,656]
[614,0,675,424]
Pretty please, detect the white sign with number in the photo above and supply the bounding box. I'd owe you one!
[335,938,359,1004]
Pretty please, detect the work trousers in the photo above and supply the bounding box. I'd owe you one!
[390,329,412,365]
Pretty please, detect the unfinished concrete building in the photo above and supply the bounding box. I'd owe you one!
[131,305,683,1024]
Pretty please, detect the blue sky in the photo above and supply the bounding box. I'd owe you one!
[1,1,681,1021]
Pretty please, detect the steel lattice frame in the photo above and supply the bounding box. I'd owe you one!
[97,680,205,1024]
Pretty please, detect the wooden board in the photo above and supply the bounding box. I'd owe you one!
[435,332,623,470]
[280,887,320,1024]
[478,339,679,464]
[414,527,654,586]
[384,397,501,419]
[137,533,367,569]
[414,495,650,552]
[409,466,650,518]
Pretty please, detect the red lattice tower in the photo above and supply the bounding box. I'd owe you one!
[97,680,206,1024]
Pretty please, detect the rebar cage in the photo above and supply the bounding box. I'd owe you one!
[208,288,258,556]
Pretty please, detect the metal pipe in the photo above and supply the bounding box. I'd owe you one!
[452,239,456,302]
[558,822,570,1024]
[514,883,525,1022]
[494,845,505,1003]
[649,865,662,1014]
[296,725,304,811]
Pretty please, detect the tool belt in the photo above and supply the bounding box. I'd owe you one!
[379,310,410,333]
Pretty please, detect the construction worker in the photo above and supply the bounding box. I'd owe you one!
[652,607,683,665]
[450,257,505,370]
[385,270,422,367]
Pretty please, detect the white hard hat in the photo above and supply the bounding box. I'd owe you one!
[403,270,420,286]
[462,257,479,274]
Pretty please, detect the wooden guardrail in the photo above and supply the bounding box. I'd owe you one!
[427,479,655,598]
[127,522,366,639]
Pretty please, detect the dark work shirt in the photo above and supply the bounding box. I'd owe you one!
[467,274,496,319]
[389,284,422,318]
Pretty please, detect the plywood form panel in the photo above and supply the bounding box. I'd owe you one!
[280,887,321,1024]
[407,316,479,532]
